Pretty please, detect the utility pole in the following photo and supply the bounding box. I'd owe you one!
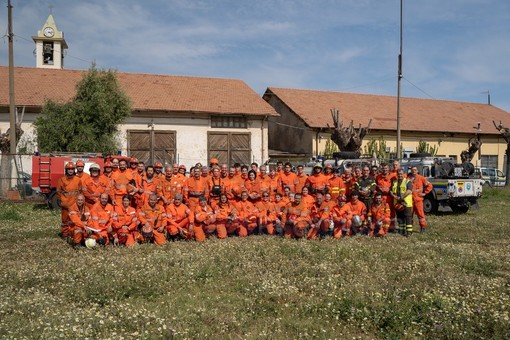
[8,0,16,156]
[396,0,403,159]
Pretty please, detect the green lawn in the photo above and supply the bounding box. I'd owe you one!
[1,189,509,339]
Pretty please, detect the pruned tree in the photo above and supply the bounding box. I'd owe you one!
[460,135,482,163]
[34,64,132,154]
[0,107,24,197]
[493,120,510,186]
[327,108,372,158]
[417,140,438,156]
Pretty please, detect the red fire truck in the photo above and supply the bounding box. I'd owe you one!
[32,153,130,209]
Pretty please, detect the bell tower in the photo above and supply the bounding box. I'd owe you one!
[32,14,68,69]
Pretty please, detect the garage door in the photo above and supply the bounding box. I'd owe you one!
[128,130,176,165]
[208,132,250,167]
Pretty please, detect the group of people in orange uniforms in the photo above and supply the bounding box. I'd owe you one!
[57,157,433,247]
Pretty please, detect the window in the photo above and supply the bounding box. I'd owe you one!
[211,116,247,128]
[480,155,498,168]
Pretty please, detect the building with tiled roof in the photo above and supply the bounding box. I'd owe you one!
[263,87,510,171]
[0,66,278,170]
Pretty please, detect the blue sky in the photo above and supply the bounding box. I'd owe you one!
[2,0,510,112]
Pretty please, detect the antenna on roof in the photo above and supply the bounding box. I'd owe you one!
[480,90,491,105]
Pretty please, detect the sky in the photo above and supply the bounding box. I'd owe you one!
[1,0,510,112]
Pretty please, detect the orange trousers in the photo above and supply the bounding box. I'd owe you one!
[215,220,239,238]
[369,218,391,236]
[116,230,138,247]
[307,219,331,239]
[238,221,258,237]
[412,200,427,228]
[167,218,190,236]
[193,223,217,242]
[60,208,71,237]
[333,219,352,239]
[140,228,167,246]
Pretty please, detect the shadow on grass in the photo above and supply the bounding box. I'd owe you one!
[32,203,50,211]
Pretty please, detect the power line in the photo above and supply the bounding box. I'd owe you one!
[402,76,435,99]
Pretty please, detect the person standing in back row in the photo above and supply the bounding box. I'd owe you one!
[407,166,433,233]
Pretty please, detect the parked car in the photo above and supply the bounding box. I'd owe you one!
[17,171,33,196]
[474,167,506,187]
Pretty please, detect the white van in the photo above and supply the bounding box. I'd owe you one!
[475,167,506,187]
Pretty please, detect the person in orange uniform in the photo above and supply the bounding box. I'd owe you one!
[89,193,114,245]
[223,167,239,201]
[68,194,91,247]
[186,167,210,210]
[193,196,217,241]
[281,193,311,239]
[166,193,194,240]
[256,192,278,235]
[101,161,115,196]
[376,163,396,230]
[268,167,281,202]
[208,166,224,207]
[82,163,110,208]
[137,165,159,208]
[345,191,367,235]
[154,162,164,179]
[273,192,287,231]
[258,165,272,198]
[341,167,356,198]
[137,194,167,245]
[75,160,90,182]
[331,195,352,238]
[111,159,136,206]
[295,165,308,194]
[407,166,433,233]
[307,193,332,240]
[323,163,335,180]
[279,162,299,194]
[307,164,330,196]
[245,170,262,203]
[300,186,316,210]
[367,191,391,237]
[214,193,240,238]
[235,191,260,237]
[57,162,83,238]
[112,195,139,246]
[328,170,346,201]
[128,158,139,178]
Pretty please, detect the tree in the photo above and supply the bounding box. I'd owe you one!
[363,136,389,159]
[327,108,372,157]
[493,120,510,186]
[416,140,439,156]
[34,65,132,154]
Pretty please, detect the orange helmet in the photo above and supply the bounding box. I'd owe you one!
[155,162,163,168]
[337,195,347,202]
[130,157,139,164]
[394,203,406,212]
[179,165,186,169]
[76,160,85,167]
[65,162,75,169]
[210,158,219,165]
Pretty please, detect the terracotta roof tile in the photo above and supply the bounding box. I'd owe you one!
[265,87,510,135]
[0,66,277,116]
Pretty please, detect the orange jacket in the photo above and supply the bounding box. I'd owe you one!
[214,202,238,221]
[306,173,329,192]
[328,176,346,199]
[68,203,91,229]
[310,201,331,221]
[256,200,278,220]
[244,178,262,201]
[166,202,194,225]
[295,173,308,194]
[331,204,352,222]
[194,204,216,225]
[301,194,315,210]
[186,176,210,201]
[112,170,136,201]
[376,173,394,196]
[57,175,83,209]
[112,205,138,232]
[408,174,433,202]
[369,201,390,222]
[82,176,110,207]
[90,202,114,231]
[281,201,310,225]
[345,200,367,220]
[138,203,166,229]
[280,172,299,193]
[235,200,259,220]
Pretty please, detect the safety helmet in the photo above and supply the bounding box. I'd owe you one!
[352,215,363,227]
[76,160,85,167]
[314,163,323,169]
[210,158,219,165]
[141,225,154,240]
[179,165,186,170]
[103,161,113,168]
[337,195,347,202]
[89,163,101,171]
[130,157,138,164]
[154,162,163,168]
[65,162,75,169]
[324,163,333,169]
[394,203,406,212]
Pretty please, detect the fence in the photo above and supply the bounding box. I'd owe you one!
[0,153,34,199]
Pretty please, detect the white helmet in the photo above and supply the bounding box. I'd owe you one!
[89,163,100,171]
[352,215,363,227]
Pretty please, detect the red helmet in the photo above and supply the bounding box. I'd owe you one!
[130,157,138,164]
[210,158,219,165]
[155,162,163,168]
[65,162,75,169]
[104,161,113,168]
[337,195,347,202]
[75,160,85,167]
[179,165,186,169]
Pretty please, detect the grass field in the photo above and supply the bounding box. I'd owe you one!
[1,189,510,339]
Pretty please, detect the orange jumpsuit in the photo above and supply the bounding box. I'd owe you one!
[112,204,139,246]
[245,178,263,203]
[408,174,433,229]
[57,175,83,237]
[256,200,278,235]
[75,171,90,182]
[208,176,225,207]
[376,173,396,229]
[305,173,329,195]
[214,202,239,237]
[368,201,391,236]
[281,201,310,239]
[328,175,346,200]
[68,203,91,245]
[235,199,259,237]
[296,173,308,194]
[112,170,136,206]
[268,175,281,200]
[280,172,299,193]
[301,193,315,211]
[193,204,217,242]
[345,200,367,234]
[331,203,352,238]
[90,201,114,244]
[137,203,167,245]
[82,176,110,208]
[185,176,210,210]
[166,202,194,238]
[137,177,159,208]
[307,201,332,239]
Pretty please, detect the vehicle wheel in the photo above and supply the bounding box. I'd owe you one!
[49,192,61,210]
[423,194,438,214]
[451,204,470,214]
